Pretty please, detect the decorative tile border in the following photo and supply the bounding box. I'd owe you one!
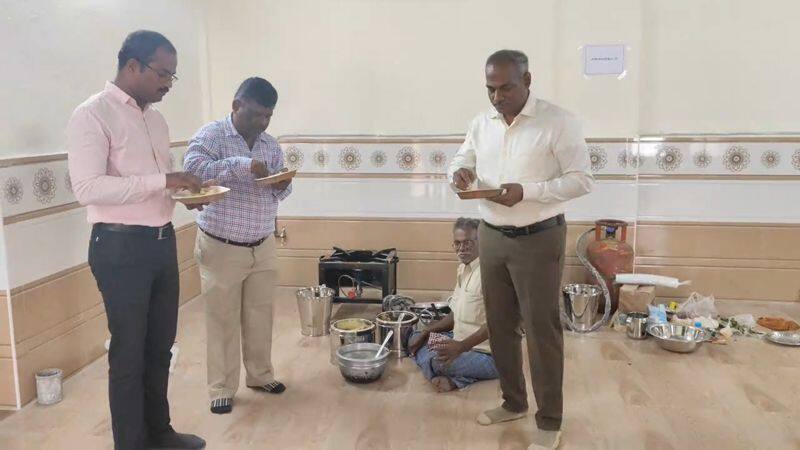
[2,137,800,222]
[275,139,642,176]
[637,141,800,176]
[0,144,193,222]
[275,142,462,175]
[1,159,74,219]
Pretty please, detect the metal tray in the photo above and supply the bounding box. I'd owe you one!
[765,331,800,346]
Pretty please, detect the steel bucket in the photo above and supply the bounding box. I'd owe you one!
[562,284,602,333]
[295,285,334,336]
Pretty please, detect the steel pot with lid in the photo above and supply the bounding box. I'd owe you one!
[375,310,418,358]
[329,318,376,365]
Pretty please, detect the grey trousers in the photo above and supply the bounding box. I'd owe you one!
[478,219,566,431]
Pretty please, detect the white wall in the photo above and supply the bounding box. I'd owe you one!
[4,0,798,150]
[0,0,208,157]
[203,0,560,136]
[202,0,800,137]
[639,0,800,134]
[2,0,800,288]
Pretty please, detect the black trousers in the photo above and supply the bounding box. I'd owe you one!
[89,224,179,450]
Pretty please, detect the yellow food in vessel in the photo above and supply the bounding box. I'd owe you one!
[335,319,370,331]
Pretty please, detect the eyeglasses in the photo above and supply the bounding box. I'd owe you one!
[141,62,179,82]
[452,239,477,250]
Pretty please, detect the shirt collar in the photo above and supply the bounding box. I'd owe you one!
[224,114,269,144]
[105,81,147,110]
[488,91,537,120]
[460,257,481,273]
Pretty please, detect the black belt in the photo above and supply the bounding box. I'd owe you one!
[94,222,175,240]
[200,228,267,248]
[483,214,564,238]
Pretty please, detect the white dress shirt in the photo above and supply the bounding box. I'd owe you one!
[448,94,594,227]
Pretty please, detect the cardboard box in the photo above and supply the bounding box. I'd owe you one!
[619,284,655,313]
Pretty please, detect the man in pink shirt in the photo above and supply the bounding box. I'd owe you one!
[67,30,206,450]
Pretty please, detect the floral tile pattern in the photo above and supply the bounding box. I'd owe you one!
[396,146,420,172]
[313,150,329,168]
[693,150,712,168]
[617,149,641,169]
[792,149,800,171]
[429,150,447,170]
[723,146,751,172]
[761,150,780,169]
[284,146,304,170]
[588,145,607,172]
[656,145,683,172]
[33,168,56,204]
[371,151,387,168]
[3,177,23,205]
[338,147,362,171]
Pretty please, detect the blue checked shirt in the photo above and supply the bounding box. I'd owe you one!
[183,115,291,243]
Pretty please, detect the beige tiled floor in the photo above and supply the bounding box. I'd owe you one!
[1,290,799,449]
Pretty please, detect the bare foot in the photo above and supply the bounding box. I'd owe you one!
[431,376,457,393]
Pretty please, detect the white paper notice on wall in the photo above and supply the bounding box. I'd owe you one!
[583,44,626,78]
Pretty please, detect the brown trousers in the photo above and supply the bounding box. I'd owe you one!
[478,220,566,431]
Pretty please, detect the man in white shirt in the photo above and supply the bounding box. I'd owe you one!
[448,50,593,450]
[407,218,498,392]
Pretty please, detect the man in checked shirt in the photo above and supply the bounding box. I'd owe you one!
[184,77,292,415]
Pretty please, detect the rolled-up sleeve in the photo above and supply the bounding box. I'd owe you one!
[183,130,254,183]
[67,107,166,206]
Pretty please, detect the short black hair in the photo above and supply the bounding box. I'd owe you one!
[486,49,529,74]
[234,77,278,108]
[117,30,176,71]
[454,217,480,233]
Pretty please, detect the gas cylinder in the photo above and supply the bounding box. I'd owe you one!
[585,219,634,314]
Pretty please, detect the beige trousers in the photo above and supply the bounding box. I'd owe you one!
[195,231,277,401]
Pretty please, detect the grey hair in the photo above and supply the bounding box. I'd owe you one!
[453,217,480,233]
[486,49,529,74]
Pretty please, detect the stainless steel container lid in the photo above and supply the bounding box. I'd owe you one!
[375,310,418,326]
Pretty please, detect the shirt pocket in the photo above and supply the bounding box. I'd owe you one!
[457,291,486,326]
[512,144,554,182]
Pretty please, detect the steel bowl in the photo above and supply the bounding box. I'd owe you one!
[335,342,390,383]
[647,323,708,353]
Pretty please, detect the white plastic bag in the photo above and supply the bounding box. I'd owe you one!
[730,314,756,328]
[676,292,717,318]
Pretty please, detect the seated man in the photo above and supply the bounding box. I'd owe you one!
[408,217,498,392]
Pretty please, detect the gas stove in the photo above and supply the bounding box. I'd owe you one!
[318,247,398,304]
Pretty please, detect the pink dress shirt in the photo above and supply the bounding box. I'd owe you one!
[67,81,175,226]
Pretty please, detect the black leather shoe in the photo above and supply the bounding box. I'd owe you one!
[147,427,206,449]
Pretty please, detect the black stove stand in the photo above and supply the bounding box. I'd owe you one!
[318,247,398,304]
